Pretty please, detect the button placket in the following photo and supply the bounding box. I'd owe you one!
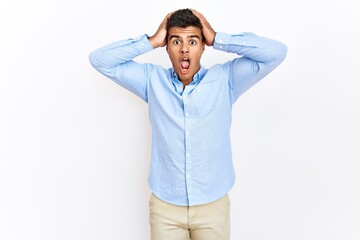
[183,94,193,202]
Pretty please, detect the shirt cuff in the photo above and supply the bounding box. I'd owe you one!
[132,34,154,54]
[213,32,232,51]
[213,32,260,51]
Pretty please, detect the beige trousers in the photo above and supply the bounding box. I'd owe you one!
[149,193,230,240]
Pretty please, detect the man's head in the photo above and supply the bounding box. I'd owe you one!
[166,9,205,85]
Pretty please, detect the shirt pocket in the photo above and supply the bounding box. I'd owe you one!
[194,79,225,114]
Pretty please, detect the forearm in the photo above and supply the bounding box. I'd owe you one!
[88,34,154,101]
[89,34,153,72]
[213,32,287,66]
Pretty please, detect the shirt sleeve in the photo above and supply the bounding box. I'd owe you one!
[89,34,154,102]
[213,32,287,102]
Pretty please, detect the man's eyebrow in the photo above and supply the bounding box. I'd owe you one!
[169,35,200,40]
[188,35,200,39]
[169,35,180,40]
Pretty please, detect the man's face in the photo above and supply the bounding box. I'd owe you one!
[166,26,205,84]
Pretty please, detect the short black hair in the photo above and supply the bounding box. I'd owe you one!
[166,8,202,31]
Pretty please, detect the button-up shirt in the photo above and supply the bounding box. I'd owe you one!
[89,32,287,206]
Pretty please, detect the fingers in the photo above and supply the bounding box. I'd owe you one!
[190,9,216,46]
[190,9,206,24]
[149,12,172,48]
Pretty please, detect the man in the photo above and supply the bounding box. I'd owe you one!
[89,8,287,240]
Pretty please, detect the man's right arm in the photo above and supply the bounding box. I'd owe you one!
[88,35,154,101]
[89,12,171,101]
[89,34,153,76]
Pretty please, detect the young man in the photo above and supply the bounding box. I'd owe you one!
[89,8,287,240]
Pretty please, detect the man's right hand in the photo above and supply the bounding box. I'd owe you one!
[148,12,173,49]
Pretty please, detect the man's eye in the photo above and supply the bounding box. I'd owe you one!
[173,40,181,45]
[189,40,197,45]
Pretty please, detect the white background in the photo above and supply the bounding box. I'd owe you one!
[1,0,359,239]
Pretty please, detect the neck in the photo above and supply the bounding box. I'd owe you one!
[181,79,192,87]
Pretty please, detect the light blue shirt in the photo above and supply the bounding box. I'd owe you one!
[89,32,287,206]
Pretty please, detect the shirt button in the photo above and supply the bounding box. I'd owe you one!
[187,153,190,157]
[185,112,189,116]
[186,131,190,135]
[187,174,191,178]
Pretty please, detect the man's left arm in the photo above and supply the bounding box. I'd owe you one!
[192,9,287,100]
[213,32,288,100]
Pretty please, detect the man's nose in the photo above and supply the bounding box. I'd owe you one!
[180,44,189,53]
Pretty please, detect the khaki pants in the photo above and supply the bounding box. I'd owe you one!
[149,193,230,240]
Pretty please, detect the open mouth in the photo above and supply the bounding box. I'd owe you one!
[180,58,190,74]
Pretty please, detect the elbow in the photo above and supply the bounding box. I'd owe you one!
[262,41,288,69]
[276,41,288,63]
[266,41,288,67]
[88,50,99,69]
[89,48,108,70]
